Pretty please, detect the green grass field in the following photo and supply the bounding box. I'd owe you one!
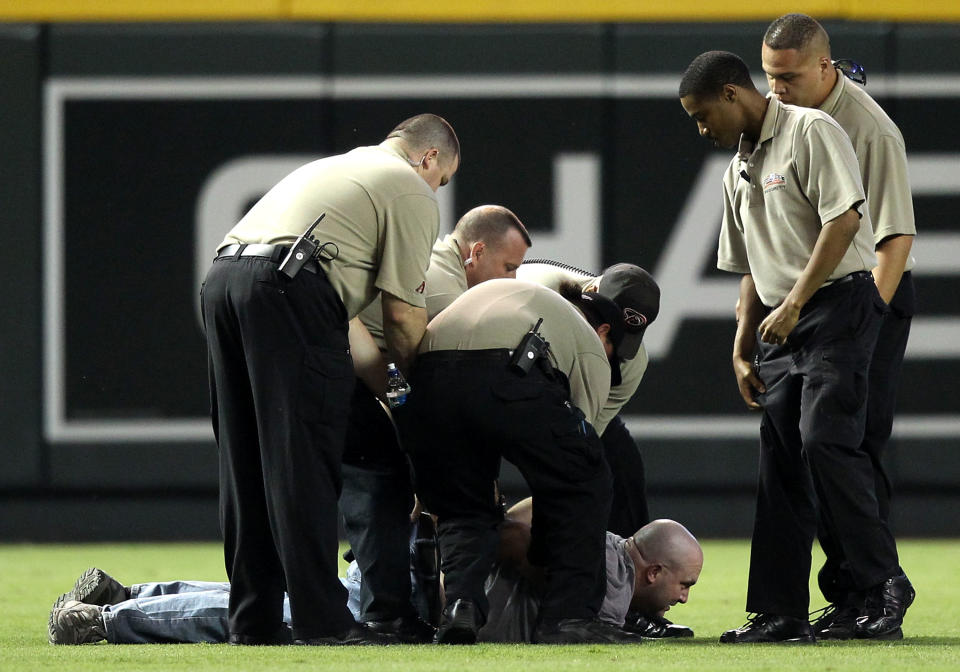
[1,539,957,671]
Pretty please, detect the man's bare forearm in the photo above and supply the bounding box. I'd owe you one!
[782,208,862,313]
[381,292,428,375]
[348,317,388,398]
[874,234,913,304]
[758,208,862,345]
[734,275,764,361]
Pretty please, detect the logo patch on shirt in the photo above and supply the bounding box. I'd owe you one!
[762,172,787,193]
[415,281,425,294]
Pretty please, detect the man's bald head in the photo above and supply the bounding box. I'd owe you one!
[632,519,703,569]
[629,519,703,618]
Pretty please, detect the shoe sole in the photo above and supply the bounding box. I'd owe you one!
[73,568,123,606]
[48,593,70,645]
[857,626,904,641]
[816,630,856,641]
[720,635,816,644]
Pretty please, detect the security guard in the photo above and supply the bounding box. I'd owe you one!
[761,13,916,640]
[517,260,659,535]
[339,206,531,641]
[201,114,459,646]
[400,278,646,645]
[679,52,889,643]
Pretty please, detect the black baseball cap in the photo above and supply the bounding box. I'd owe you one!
[596,264,660,360]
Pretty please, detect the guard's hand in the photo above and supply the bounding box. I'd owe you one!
[758,302,800,345]
[733,354,765,410]
[409,494,423,523]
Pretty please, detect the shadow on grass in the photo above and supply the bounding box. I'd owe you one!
[643,635,960,646]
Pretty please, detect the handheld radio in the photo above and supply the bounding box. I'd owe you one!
[278,213,326,279]
[509,317,549,375]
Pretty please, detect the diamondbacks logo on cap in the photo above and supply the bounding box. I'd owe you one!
[623,308,647,327]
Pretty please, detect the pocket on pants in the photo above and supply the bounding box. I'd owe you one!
[490,378,545,403]
[296,346,355,425]
[551,413,603,478]
[817,347,868,416]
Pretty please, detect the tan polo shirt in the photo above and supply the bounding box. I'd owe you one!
[219,144,439,319]
[359,234,467,347]
[360,234,467,350]
[518,262,648,435]
[819,72,916,271]
[717,97,878,307]
[421,279,611,427]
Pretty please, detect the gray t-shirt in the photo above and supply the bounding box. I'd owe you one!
[478,531,633,642]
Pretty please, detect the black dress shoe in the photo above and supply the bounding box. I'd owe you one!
[435,598,481,645]
[855,572,915,640]
[810,600,862,640]
[622,612,694,638]
[366,615,437,644]
[533,618,643,644]
[294,623,397,646]
[719,614,815,643]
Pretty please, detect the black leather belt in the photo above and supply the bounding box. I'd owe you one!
[830,270,872,286]
[216,243,318,274]
[418,349,512,366]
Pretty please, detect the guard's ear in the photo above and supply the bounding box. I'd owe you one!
[723,84,737,103]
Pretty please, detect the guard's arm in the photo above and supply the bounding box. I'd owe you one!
[733,275,766,410]
[758,208,861,344]
[381,291,428,376]
[348,317,388,399]
[874,234,913,304]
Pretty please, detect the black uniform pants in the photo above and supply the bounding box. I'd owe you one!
[817,271,914,602]
[401,350,612,623]
[340,381,416,622]
[601,414,650,537]
[202,255,356,641]
[745,273,898,619]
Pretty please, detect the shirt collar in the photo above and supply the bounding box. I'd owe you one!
[441,233,464,262]
[440,234,469,281]
[377,142,413,163]
[818,67,845,116]
[737,96,781,164]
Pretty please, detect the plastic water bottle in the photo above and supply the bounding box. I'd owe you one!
[385,362,411,408]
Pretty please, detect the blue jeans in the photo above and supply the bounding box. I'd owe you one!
[103,566,363,644]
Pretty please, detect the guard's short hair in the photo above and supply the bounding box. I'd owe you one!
[679,51,756,99]
[558,281,599,328]
[454,205,532,249]
[764,13,830,54]
[386,114,460,162]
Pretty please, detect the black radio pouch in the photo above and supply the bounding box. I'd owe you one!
[509,318,549,376]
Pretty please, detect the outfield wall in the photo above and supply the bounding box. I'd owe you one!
[1,20,958,540]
